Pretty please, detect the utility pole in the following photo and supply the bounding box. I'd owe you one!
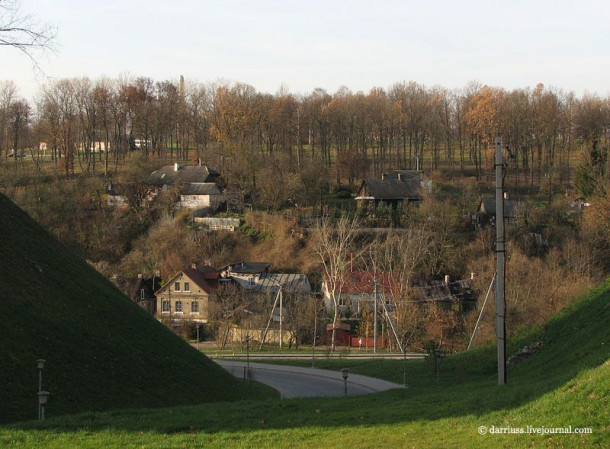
[495,136,507,385]
[279,285,283,349]
[373,280,378,354]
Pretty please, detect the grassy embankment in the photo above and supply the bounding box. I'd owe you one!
[1,275,608,448]
[0,192,273,425]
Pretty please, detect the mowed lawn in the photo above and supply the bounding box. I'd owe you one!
[1,282,609,448]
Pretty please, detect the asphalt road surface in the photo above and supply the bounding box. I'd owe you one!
[216,360,403,398]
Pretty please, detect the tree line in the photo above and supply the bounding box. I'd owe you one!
[1,77,609,204]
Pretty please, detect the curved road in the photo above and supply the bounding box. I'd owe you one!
[217,360,403,398]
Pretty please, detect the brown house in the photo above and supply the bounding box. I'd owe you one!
[155,265,219,323]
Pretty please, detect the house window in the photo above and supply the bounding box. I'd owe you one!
[162,300,170,313]
[184,282,190,292]
[174,282,181,291]
[248,276,255,286]
[140,288,145,300]
[191,301,199,314]
[175,301,183,313]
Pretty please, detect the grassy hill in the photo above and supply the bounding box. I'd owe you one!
[0,193,268,424]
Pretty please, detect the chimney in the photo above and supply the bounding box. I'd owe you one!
[174,162,179,172]
[381,173,386,180]
[503,192,509,200]
[191,262,197,269]
[470,272,475,280]
[444,275,450,284]
[398,173,404,182]
[137,273,143,279]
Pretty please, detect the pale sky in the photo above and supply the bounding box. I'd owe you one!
[4,0,610,101]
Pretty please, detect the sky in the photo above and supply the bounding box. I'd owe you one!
[4,0,610,101]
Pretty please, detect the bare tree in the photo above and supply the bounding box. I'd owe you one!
[0,0,56,65]
[312,215,360,350]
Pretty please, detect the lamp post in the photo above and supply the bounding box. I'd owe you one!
[36,359,45,420]
[341,368,350,396]
[38,391,49,420]
[246,335,251,382]
[196,323,201,351]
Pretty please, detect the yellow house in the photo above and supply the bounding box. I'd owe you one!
[155,265,218,323]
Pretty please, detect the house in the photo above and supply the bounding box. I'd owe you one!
[356,170,428,213]
[323,271,478,315]
[474,197,525,228]
[130,274,161,315]
[217,262,312,346]
[148,163,226,213]
[409,278,478,312]
[322,271,401,316]
[105,182,131,209]
[221,262,311,322]
[148,163,222,190]
[180,182,225,213]
[155,264,219,323]
[229,272,312,296]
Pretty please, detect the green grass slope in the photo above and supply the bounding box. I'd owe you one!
[0,193,264,424]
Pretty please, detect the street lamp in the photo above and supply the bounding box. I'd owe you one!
[341,368,350,396]
[36,359,45,420]
[38,391,49,420]
[245,335,252,383]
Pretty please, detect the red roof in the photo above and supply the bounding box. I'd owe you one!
[326,271,402,294]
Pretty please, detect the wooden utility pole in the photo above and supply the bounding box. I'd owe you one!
[495,136,507,385]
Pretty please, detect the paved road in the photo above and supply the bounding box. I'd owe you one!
[216,360,404,398]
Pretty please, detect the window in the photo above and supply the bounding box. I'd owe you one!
[175,301,183,313]
[174,282,181,291]
[248,276,255,286]
[191,301,199,314]
[140,288,145,300]
[184,282,190,292]
[162,300,170,313]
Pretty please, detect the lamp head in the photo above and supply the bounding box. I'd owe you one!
[36,359,45,370]
[38,391,50,405]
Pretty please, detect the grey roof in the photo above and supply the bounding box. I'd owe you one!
[383,170,423,181]
[232,273,312,294]
[148,165,220,187]
[224,262,271,275]
[182,183,222,196]
[356,178,422,201]
[478,198,525,218]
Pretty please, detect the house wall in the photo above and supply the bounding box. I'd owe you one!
[179,193,226,210]
[156,274,210,322]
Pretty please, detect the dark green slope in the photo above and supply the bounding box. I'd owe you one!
[0,193,250,423]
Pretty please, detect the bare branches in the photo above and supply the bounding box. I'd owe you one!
[0,0,56,66]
